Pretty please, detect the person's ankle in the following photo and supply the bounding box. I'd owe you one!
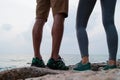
[34,56,42,60]
[82,56,89,64]
[51,55,60,61]
[108,60,116,65]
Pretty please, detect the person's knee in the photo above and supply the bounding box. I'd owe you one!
[54,13,65,23]
[102,18,114,28]
[32,19,46,34]
[35,18,46,24]
[76,24,86,32]
[103,16,114,27]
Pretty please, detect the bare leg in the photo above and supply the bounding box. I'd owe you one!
[32,19,46,59]
[51,14,65,60]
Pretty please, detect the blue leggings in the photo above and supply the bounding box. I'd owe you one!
[76,0,118,60]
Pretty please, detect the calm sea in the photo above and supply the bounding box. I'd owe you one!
[0,53,120,72]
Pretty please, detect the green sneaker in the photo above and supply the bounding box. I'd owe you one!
[31,57,45,68]
[73,61,91,71]
[103,64,117,70]
[47,58,69,70]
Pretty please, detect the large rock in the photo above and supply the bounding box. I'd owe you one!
[27,69,120,80]
[0,67,62,80]
[0,62,120,80]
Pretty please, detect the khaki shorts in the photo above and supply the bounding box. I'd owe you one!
[36,0,68,20]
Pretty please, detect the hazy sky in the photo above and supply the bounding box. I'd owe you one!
[0,0,120,58]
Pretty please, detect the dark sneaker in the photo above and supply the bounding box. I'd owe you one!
[47,58,69,70]
[73,61,91,71]
[103,64,117,70]
[31,57,45,68]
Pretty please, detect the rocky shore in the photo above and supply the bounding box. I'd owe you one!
[0,60,120,80]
